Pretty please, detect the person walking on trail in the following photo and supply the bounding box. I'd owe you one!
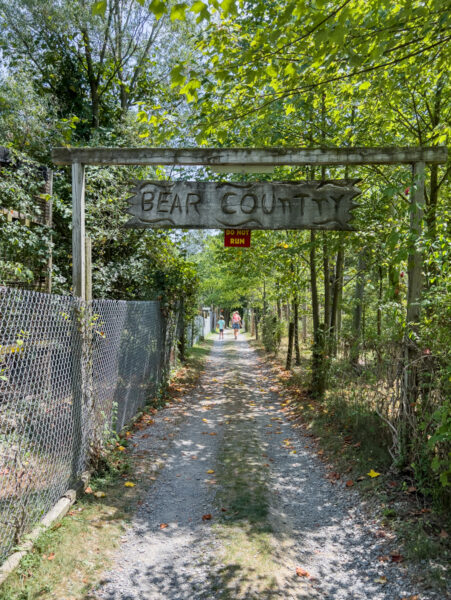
[231,310,242,339]
[218,315,225,340]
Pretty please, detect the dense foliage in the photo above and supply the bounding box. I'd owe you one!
[0,0,449,507]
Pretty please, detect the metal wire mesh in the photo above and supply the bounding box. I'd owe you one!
[0,287,175,563]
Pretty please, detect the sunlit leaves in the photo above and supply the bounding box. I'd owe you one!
[91,0,107,17]
[170,3,188,21]
[148,0,167,19]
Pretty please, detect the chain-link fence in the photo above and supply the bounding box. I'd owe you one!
[0,287,177,564]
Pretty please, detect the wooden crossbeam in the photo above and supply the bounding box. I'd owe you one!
[52,146,447,166]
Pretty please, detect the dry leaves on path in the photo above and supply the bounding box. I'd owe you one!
[159,523,169,529]
[296,567,310,577]
[202,514,212,521]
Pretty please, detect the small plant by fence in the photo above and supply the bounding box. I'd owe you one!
[0,287,179,564]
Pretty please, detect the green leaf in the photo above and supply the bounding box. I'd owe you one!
[149,0,167,19]
[359,81,371,91]
[170,64,186,88]
[92,0,107,16]
[170,3,188,21]
[221,0,236,16]
[191,1,206,13]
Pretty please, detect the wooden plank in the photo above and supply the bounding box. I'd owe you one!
[72,163,85,299]
[52,146,448,166]
[125,180,360,231]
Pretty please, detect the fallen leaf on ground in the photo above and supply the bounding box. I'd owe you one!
[209,432,217,436]
[346,480,354,487]
[400,596,419,600]
[356,476,365,481]
[390,551,404,562]
[191,456,198,460]
[94,491,106,498]
[84,486,93,494]
[202,418,208,423]
[439,529,449,539]
[296,567,309,577]
[124,481,136,487]
[407,486,417,493]
[118,446,125,451]
[202,514,212,521]
[47,553,55,560]
[374,576,387,584]
[159,523,168,529]
[367,469,380,478]
[378,555,390,562]
[206,469,215,474]
[221,507,227,512]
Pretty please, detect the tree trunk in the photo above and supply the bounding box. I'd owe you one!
[377,265,383,340]
[350,247,366,366]
[310,231,325,397]
[330,242,344,356]
[81,28,100,128]
[322,234,331,333]
[294,297,301,365]
[286,322,294,371]
[302,303,307,344]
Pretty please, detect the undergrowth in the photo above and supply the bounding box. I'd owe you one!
[250,334,451,594]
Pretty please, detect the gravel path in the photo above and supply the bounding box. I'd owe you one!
[94,331,435,600]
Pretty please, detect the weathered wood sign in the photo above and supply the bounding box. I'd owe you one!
[125,180,360,230]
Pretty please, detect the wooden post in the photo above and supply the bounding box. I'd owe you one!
[85,236,92,302]
[404,161,426,409]
[71,163,89,483]
[407,162,425,326]
[45,170,53,294]
[72,162,86,299]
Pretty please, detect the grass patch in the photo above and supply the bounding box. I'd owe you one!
[0,462,140,600]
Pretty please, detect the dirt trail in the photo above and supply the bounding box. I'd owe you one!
[94,331,428,600]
